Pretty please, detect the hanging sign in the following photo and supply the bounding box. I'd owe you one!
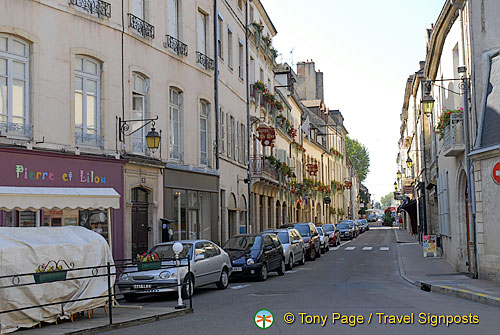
[493,161,500,185]
[344,180,352,189]
[306,163,318,176]
[256,126,276,147]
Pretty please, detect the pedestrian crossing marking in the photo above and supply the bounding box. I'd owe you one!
[362,247,373,250]
[345,247,356,250]
[380,247,390,251]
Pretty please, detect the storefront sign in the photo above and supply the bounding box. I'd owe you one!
[306,163,318,176]
[423,235,437,257]
[493,161,500,185]
[15,164,108,184]
[256,126,276,147]
[403,185,414,195]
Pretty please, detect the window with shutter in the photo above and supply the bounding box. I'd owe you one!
[168,0,179,39]
[220,108,225,154]
[131,0,144,19]
[227,114,232,158]
[197,10,207,55]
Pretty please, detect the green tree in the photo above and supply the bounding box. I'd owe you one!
[380,192,393,209]
[345,136,370,182]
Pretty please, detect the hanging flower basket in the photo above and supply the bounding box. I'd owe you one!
[33,260,73,284]
[435,108,463,140]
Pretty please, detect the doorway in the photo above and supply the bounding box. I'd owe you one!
[132,187,149,258]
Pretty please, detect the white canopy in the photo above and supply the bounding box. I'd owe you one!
[0,187,120,211]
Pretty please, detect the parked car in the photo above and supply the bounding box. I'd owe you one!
[360,219,370,231]
[353,221,362,235]
[289,223,321,261]
[223,233,285,281]
[264,228,306,270]
[117,240,231,302]
[321,223,340,246]
[316,227,330,253]
[337,221,354,240]
[356,219,366,233]
[367,213,377,222]
[340,220,357,238]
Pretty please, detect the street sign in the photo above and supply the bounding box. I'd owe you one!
[394,192,404,200]
[493,161,500,185]
[323,197,331,204]
[403,186,413,195]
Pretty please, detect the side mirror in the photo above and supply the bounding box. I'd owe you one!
[195,254,205,261]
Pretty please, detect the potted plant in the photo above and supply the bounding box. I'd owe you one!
[435,108,463,140]
[136,252,161,271]
[34,261,69,283]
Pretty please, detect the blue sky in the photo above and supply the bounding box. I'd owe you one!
[261,0,445,202]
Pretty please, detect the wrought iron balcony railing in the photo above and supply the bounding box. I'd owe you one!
[250,156,279,184]
[165,35,188,56]
[442,112,465,157]
[0,121,32,138]
[70,0,111,18]
[128,13,155,39]
[196,51,214,70]
[75,131,104,148]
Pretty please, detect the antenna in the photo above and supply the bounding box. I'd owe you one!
[290,47,295,67]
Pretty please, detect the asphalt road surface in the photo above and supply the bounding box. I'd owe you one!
[105,224,500,335]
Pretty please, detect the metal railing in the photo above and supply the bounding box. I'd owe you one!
[0,121,32,138]
[443,112,465,156]
[70,0,111,17]
[165,35,188,56]
[250,156,279,183]
[196,51,214,70]
[0,257,192,327]
[128,13,155,39]
[75,131,104,148]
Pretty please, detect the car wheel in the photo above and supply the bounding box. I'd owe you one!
[277,259,286,276]
[216,268,229,290]
[286,255,293,270]
[181,274,194,299]
[309,248,316,261]
[123,293,137,302]
[298,251,306,265]
[257,263,268,281]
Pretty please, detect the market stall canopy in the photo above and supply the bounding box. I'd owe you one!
[0,187,120,211]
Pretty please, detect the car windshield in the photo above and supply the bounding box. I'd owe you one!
[294,225,310,237]
[322,224,334,232]
[223,236,262,251]
[149,243,193,259]
[340,220,354,228]
[277,232,290,244]
[337,223,350,229]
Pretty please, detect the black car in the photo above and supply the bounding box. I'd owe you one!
[340,220,357,238]
[290,223,321,261]
[337,222,354,240]
[223,233,285,281]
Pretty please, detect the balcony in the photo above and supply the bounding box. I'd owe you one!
[250,156,279,184]
[70,0,111,18]
[0,121,32,139]
[75,131,104,148]
[164,35,188,56]
[128,13,155,39]
[442,113,465,157]
[196,51,214,70]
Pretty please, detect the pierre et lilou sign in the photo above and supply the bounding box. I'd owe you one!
[15,164,107,184]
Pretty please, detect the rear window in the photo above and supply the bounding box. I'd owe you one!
[277,232,290,244]
[294,224,310,237]
[223,235,262,251]
[323,224,334,232]
[337,223,350,229]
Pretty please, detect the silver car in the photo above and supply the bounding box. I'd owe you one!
[264,228,306,270]
[317,226,330,253]
[117,240,232,302]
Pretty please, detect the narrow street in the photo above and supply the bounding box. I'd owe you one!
[105,226,500,335]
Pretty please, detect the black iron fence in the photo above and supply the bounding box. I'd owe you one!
[0,257,192,327]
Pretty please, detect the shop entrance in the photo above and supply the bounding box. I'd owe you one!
[132,188,149,258]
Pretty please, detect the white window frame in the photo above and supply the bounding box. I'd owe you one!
[217,13,224,60]
[231,116,236,160]
[169,87,183,161]
[130,0,145,20]
[227,114,232,158]
[0,34,30,137]
[200,100,210,166]
[167,0,180,39]
[227,26,233,70]
[131,72,148,154]
[197,10,208,55]
[75,56,101,147]
[238,39,244,80]
[220,107,225,154]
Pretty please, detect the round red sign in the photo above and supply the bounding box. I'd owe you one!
[493,161,500,185]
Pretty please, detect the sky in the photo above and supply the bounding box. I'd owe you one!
[261,0,445,202]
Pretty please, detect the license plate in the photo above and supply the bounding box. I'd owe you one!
[133,284,151,289]
[232,267,242,272]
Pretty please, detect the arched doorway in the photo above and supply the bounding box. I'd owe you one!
[240,195,247,234]
[282,202,287,224]
[132,187,149,258]
[276,200,281,228]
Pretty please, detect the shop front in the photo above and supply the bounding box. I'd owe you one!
[0,147,125,259]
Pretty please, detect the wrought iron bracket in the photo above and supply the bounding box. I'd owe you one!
[118,115,158,142]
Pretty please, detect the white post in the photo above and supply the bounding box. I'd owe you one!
[177,193,181,241]
[172,242,186,309]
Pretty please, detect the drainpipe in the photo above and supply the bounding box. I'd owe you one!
[213,0,221,243]
[245,1,252,234]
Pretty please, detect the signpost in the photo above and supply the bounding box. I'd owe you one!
[493,161,500,185]
[423,235,437,257]
[323,197,331,205]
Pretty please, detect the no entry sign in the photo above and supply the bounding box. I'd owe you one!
[493,161,500,185]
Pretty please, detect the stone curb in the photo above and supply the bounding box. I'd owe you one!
[66,308,193,334]
[394,230,500,309]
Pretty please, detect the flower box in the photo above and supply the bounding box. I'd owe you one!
[34,270,67,284]
[137,260,162,271]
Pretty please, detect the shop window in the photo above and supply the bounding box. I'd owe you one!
[0,34,30,138]
[75,55,102,147]
[79,209,109,241]
[19,210,36,227]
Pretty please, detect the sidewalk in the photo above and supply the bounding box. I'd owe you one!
[13,304,192,334]
[395,228,500,308]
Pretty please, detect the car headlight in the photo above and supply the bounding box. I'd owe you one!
[246,258,255,265]
[159,271,171,279]
[120,273,129,281]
